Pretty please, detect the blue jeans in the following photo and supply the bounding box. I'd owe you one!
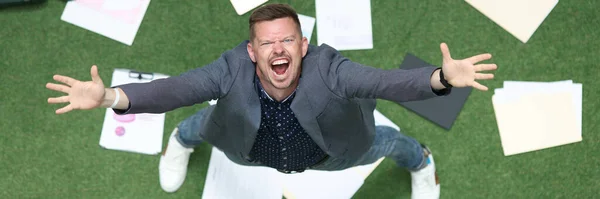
[175,107,427,172]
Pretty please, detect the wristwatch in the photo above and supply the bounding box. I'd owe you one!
[438,68,453,88]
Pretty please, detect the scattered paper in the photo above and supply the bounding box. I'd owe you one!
[281,157,384,199]
[229,0,268,15]
[202,148,283,199]
[501,80,582,136]
[316,0,373,50]
[492,80,582,156]
[465,0,559,43]
[201,108,393,198]
[282,169,365,199]
[208,99,218,106]
[99,69,169,155]
[61,0,151,46]
[298,14,316,43]
[373,109,400,131]
[352,157,385,179]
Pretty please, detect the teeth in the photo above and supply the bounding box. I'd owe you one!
[272,60,289,65]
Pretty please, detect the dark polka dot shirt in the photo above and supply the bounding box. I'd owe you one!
[248,79,328,172]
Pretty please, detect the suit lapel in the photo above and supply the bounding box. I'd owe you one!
[242,71,262,154]
[291,80,326,151]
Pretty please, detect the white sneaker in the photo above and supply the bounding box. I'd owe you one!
[159,128,194,193]
[410,147,440,199]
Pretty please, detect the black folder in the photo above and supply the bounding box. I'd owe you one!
[397,53,472,130]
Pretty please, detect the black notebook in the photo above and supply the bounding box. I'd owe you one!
[397,53,472,130]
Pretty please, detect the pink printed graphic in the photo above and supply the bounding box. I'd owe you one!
[113,113,136,123]
[75,0,147,24]
[115,126,126,136]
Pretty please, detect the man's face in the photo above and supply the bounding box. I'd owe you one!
[247,17,308,91]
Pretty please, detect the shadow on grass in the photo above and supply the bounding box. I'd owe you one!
[0,0,49,12]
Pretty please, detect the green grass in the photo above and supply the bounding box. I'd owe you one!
[1,0,598,198]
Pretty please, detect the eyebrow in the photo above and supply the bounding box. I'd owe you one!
[257,34,297,43]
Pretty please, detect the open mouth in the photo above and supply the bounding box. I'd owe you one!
[271,59,289,75]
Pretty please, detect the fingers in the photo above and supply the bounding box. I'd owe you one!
[46,83,71,94]
[467,53,492,64]
[90,65,103,84]
[471,81,488,91]
[53,74,78,86]
[48,96,69,104]
[475,73,494,80]
[440,43,452,61]
[56,104,73,114]
[475,64,497,72]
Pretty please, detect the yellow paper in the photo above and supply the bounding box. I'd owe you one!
[465,0,559,43]
[492,92,581,156]
[229,0,268,15]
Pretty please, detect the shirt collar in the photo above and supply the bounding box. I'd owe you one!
[255,75,296,103]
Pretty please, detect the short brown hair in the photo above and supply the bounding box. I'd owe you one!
[248,3,302,41]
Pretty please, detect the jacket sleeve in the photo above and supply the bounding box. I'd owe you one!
[318,44,449,103]
[113,53,236,115]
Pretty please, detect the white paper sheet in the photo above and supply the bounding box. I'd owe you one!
[465,0,559,43]
[374,109,400,131]
[281,109,391,199]
[502,80,572,87]
[282,169,365,199]
[61,0,151,46]
[495,80,575,102]
[99,69,169,155]
[202,148,283,199]
[202,100,393,198]
[492,80,583,156]
[298,14,316,43]
[348,157,384,179]
[229,0,268,15]
[316,0,373,50]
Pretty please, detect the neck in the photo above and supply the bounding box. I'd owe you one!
[259,79,298,102]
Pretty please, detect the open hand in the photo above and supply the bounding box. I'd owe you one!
[46,65,106,114]
[439,43,497,91]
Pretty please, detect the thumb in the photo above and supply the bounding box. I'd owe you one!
[440,43,452,61]
[90,65,103,84]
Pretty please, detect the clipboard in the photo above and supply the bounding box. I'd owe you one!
[99,68,170,155]
[396,53,472,130]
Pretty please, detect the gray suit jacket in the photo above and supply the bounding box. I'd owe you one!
[116,41,446,160]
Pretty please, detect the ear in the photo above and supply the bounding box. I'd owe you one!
[247,42,256,62]
[301,36,308,57]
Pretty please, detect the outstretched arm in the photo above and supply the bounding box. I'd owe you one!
[113,58,230,114]
[46,57,231,115]
[322,43,497,102]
